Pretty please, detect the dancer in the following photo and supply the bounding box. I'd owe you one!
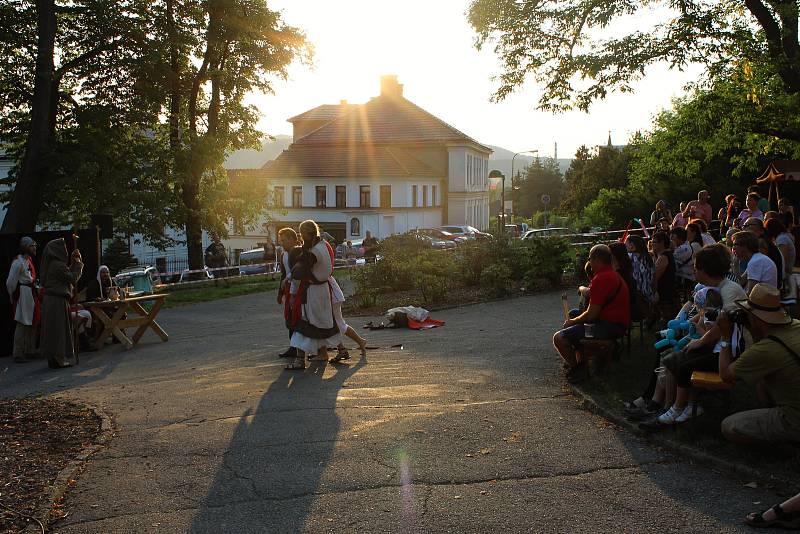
[286,220,342,370]
[276,228,301,359]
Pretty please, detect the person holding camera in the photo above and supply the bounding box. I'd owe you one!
[717,283,800,444]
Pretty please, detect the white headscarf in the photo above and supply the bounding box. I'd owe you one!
[97,265,112,298]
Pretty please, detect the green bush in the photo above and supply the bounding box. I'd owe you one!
[456,241,493,286]
[411,249,458,304]
[481,263,512,297]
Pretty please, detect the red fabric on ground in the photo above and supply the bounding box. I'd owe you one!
[407,317,445,330]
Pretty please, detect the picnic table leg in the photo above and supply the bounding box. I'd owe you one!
[130,299,169,344]
[92,308,114,350]
[95,305,133,349]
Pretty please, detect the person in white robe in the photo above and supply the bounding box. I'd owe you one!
[287,220,342,370]
[5,237,39,361]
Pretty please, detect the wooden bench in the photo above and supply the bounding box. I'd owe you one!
[690,371,732,390]
[577,339,618,371]
[690,371,733,417]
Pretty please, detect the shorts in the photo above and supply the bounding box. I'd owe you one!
[721,408,800,443]
[559,321,627,346]
[661,348,718,388]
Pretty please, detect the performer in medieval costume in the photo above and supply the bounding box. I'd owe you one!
[39,238,83,369]
[286,220,341,370]
[329,270,367,362]
[86,264,116,301]
[277,227,301,359]
[5,237,39,362]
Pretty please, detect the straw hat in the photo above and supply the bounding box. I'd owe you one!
[735,283,793,325]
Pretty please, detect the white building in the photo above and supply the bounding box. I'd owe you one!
[226,75,492,252]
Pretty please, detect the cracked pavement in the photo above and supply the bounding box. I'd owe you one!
[1,291,789,533]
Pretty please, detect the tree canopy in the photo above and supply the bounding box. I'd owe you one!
[468,0,800,140]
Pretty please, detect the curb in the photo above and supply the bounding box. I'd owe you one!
[569,383,800,493]
[23,402,114,534]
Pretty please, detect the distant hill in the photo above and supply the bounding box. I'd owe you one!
[224,135,292,169]
[487,144,572,177]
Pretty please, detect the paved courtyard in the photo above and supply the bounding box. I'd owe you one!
[1,291,787,533]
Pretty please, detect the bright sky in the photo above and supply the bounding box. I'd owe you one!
[251,0,702,159]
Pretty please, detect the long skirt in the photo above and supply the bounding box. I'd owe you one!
[12,323,37,357]
[290,283,341,354]
[40,294,76,368]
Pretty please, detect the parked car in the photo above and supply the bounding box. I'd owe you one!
[114,265,161,293]
[521,227,572,240]
[415,233,456,250]
[336,239,364,259]
[239,247,276,275]
[439,225,493,240]
[412,228,468,244]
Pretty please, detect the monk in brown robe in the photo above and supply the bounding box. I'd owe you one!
[39,238,83,369]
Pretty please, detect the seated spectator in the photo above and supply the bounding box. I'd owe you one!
[654,217,671,233]
[671,227,696,294]
[553,244,630,383]
[744,217,783,280]
[610,242,640,319]
[683,189,713,226]
[718,283,800,444]
[778,197,796,227]
[650,200,672,226]
[733,230,779,291]
[748,185,772,213]
[640,245,747,427]
[652,231,677,323]
[625,235,655,305]
[672,202,689,228]
[686,222,704,254]
[719,194,738,230]
[736,193,764,228]
[694,219,716,246]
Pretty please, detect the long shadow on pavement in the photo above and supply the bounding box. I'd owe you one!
[188,353,366,533]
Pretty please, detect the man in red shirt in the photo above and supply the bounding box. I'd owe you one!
[553,244,630,382]
[682,189,713,226]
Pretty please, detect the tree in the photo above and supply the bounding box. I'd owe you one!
[560,144,631,215]
[512,157,562,219]
[467,0,800,142]
[158,0,309,269]
[0,0,135,233]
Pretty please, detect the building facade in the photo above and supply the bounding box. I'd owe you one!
[226,75,492,251]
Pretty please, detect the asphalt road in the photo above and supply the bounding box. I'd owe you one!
[1,291,788,533]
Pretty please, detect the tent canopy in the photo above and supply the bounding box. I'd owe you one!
[756,160,800,184]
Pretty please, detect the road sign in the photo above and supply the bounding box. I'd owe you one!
[541,194,551,206]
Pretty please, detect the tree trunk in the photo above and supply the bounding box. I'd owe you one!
[183,171,204,272]
[0,0,57,233]
[166,0,181,153]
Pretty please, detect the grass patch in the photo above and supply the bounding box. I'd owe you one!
[581,334,800,481]
[160,277,279,308]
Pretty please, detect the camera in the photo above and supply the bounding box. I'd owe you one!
[726,308,749,325]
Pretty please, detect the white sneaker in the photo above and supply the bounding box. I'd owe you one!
[656,406,682,424]
[675,404,704,423]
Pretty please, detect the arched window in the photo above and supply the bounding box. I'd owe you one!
[350,217,360,236]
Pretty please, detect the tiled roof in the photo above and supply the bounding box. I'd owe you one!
[287,104,360,123]
[293,95,490,150]
[232,144,445,179]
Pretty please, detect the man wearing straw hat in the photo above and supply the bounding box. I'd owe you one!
[717,283,800,444]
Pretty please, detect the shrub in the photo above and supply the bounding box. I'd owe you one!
[411,249,458,304]
[481,263,512,297]
[456,241,493,286]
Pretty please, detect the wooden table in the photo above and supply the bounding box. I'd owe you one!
[84,293,169,350]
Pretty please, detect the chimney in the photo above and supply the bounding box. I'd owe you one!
[380,75,403,98]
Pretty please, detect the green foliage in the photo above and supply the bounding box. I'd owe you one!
[480,263,512,297]
[512,157,563,218]
[411,250,458,304]
[102,238,138,275]
[582,188,650,230]
[561,145,632,216]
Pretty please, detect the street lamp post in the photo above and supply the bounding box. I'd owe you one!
[511,149,539,225]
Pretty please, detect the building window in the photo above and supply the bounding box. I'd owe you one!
[412,185,418,207]
[360,185,371,208]
[432,185,437,206]
[423,185,428,207]
[351,217,360,236]
[292,186,302,208]
[316,185,327,207]
[380,185,391,208]
[336,186,346,208]
[273,186,284,208]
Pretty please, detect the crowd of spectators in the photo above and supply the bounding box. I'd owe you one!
[554,186,800,525]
